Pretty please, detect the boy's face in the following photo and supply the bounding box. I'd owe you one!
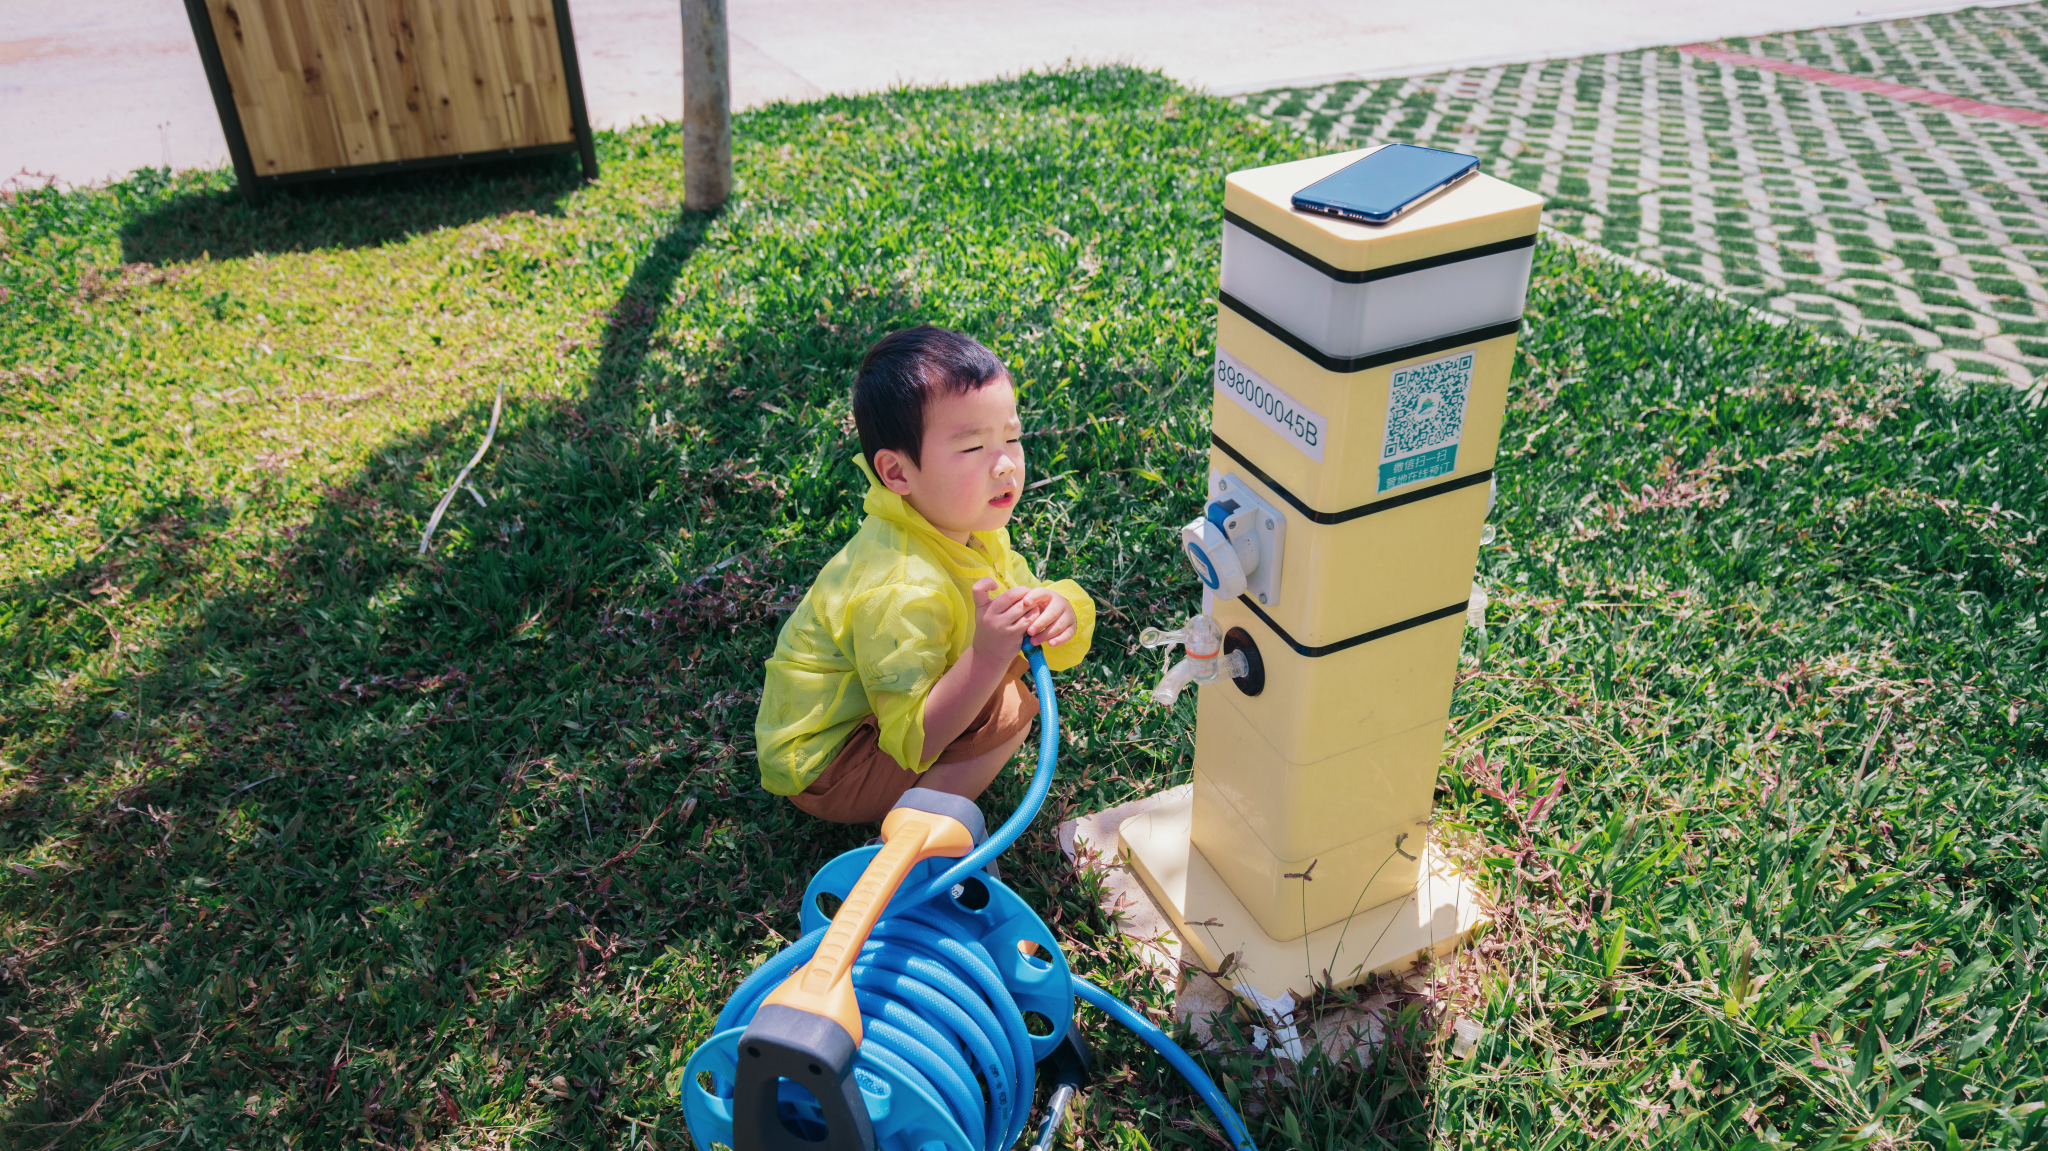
[872,376,1024,542]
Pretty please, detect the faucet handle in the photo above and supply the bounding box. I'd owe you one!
[1138,626,1187,650]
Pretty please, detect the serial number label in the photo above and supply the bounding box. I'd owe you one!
[1214,348,1326,463]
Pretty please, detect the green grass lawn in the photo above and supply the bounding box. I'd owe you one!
[2,65,2045,1151]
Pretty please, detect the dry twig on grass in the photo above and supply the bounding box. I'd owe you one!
[418,379,507,555]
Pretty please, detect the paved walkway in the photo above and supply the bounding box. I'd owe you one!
[1,0,2015,188]
[1244,2,2048,390]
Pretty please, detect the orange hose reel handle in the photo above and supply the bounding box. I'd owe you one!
[760,791,985,1042]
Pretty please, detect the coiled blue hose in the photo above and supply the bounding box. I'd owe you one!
[716,906,1039,1150]
[707,644,1258,1151]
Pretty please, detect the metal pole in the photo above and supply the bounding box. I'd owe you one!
[682,0,731,211]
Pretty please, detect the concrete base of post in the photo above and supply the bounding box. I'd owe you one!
[1101,787,1486,1003]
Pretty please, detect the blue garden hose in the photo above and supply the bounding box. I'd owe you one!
[682,643,1258,1151]
[1068,978,1258,1151]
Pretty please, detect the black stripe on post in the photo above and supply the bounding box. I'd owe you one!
[1223,212,1537,284]
[1209,434,1491,526]
[1218,294,1521,374]
[1236,597,1470,658]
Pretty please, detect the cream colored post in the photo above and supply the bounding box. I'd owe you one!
[1118,147,1543,1001]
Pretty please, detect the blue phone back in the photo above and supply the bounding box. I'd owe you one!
[1291,145,1479,223]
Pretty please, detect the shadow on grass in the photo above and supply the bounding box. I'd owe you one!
[0,189,889,1148]
[117,153,587,263]
[2,68,1354,1150]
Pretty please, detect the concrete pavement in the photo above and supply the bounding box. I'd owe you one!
[1,0,2026,188]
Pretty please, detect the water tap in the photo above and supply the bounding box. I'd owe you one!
[1140,613,1250,706]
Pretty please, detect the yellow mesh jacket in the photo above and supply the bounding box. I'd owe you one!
[755,457,1096,796]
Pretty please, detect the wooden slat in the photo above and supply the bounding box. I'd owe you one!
[204,0,575,177]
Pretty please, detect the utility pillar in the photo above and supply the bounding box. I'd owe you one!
[1118,147,1542,1001]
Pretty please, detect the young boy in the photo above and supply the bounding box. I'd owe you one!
[755,326,1095,823]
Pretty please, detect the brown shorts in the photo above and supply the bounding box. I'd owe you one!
[789,658,1039,825]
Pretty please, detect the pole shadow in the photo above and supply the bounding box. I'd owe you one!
[0,66,1291,1148]
[0,181,884,1147]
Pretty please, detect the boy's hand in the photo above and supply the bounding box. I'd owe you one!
[969,577,1035,662]
[1019,586,1078,650]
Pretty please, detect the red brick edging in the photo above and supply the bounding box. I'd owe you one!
[1678,43,2048,129]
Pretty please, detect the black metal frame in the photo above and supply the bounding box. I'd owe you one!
[181,0,599,203]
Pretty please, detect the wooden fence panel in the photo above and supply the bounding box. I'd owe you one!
[203,0,576,177]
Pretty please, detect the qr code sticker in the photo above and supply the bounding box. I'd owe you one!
[1381,350,1474,462]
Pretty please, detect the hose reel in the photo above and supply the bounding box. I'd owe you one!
[679,646,1259,1151]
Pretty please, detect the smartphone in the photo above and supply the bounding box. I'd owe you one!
[1290,144,1481,226]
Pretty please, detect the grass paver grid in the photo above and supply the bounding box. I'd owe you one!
[1728,5,2048,115]
[2,66,2046,1151]
[1243,1,2048,392]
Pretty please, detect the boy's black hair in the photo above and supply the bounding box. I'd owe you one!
[853,325,1010,472]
